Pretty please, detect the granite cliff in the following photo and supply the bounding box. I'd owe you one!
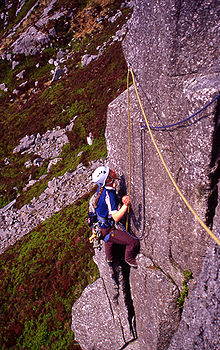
[72,0,220,349]
[0,0,219,348]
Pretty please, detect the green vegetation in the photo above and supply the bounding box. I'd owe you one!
[15,0,40,24]
[0,59,16,91]
[0,39,127,207]
[0,192,98,349]
[154,264,193,313]
[177,270,193,310]
[0,1,132,347]
[0,152,48,209]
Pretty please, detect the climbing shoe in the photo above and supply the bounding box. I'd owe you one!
[106,259,113,267]
[125,260,138,269]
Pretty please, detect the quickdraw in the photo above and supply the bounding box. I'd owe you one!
[89,222,102,251]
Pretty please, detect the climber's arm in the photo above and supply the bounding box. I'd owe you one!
[111,203,128,222]
[111,196,129,222]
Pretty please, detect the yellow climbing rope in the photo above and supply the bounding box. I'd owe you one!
[127,67,220,247]
[126,70,132,231]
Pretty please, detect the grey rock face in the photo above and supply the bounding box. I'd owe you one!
[168,188,220,350]
[72,246,140,349]
[72,278,127,350]
[168,243,220,350]
[72,0,220,349]
[122,0,220,283]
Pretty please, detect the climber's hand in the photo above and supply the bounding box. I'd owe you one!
[122,195,130,207]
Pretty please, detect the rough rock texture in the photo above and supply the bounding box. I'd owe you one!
[121,0,219,287]
[72,0,220,349]
[168,243,220,350]
[168,188,220,350]
[72,243,140,350]
[72,277,128,350]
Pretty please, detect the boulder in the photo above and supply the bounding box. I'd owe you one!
[72,278,127,350]
[16,70,25,79]
[0,83,7,91]
[51,67,64,82]
[47,158,62,173]
[81,54,98,67]
[12,61,19,69]
[56,49,66,60]
[13,135,36,153]
[108,10,122,23]
[86,132,93,145]
[11,26,50,56]
[24,160,32,168]
[4,157,10,165]
[33,157,44,167]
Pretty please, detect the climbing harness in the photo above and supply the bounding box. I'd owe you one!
[103,227,115,242]
[139,93,220,130]
[127,67,220,247]
[88,186,114,248]
[87,187,103,247]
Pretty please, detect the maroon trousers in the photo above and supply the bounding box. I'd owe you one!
[101,226,139,265]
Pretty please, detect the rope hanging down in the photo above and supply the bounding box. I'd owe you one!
[125,70,145,239]
[139,93,220,130]
[126,68,132,232]
[127,67,220,247]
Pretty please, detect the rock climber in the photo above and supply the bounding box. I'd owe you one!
[92,165,139,268]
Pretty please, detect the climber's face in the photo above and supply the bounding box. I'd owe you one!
[105,169,118,185]
[109,169,117,180]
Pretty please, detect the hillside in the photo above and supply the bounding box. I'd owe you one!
[0,0,133,348]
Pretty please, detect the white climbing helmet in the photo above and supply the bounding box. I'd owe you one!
[92,165,109,187]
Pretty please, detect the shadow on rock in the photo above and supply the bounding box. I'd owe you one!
[110,244,138,342]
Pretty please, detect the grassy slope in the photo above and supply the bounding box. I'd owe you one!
[0,2,130,207]
[0,192,97,349]
[0,0,131,348]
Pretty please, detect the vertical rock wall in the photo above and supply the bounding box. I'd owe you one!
[72,0,220,348]
[121,0,219,286]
